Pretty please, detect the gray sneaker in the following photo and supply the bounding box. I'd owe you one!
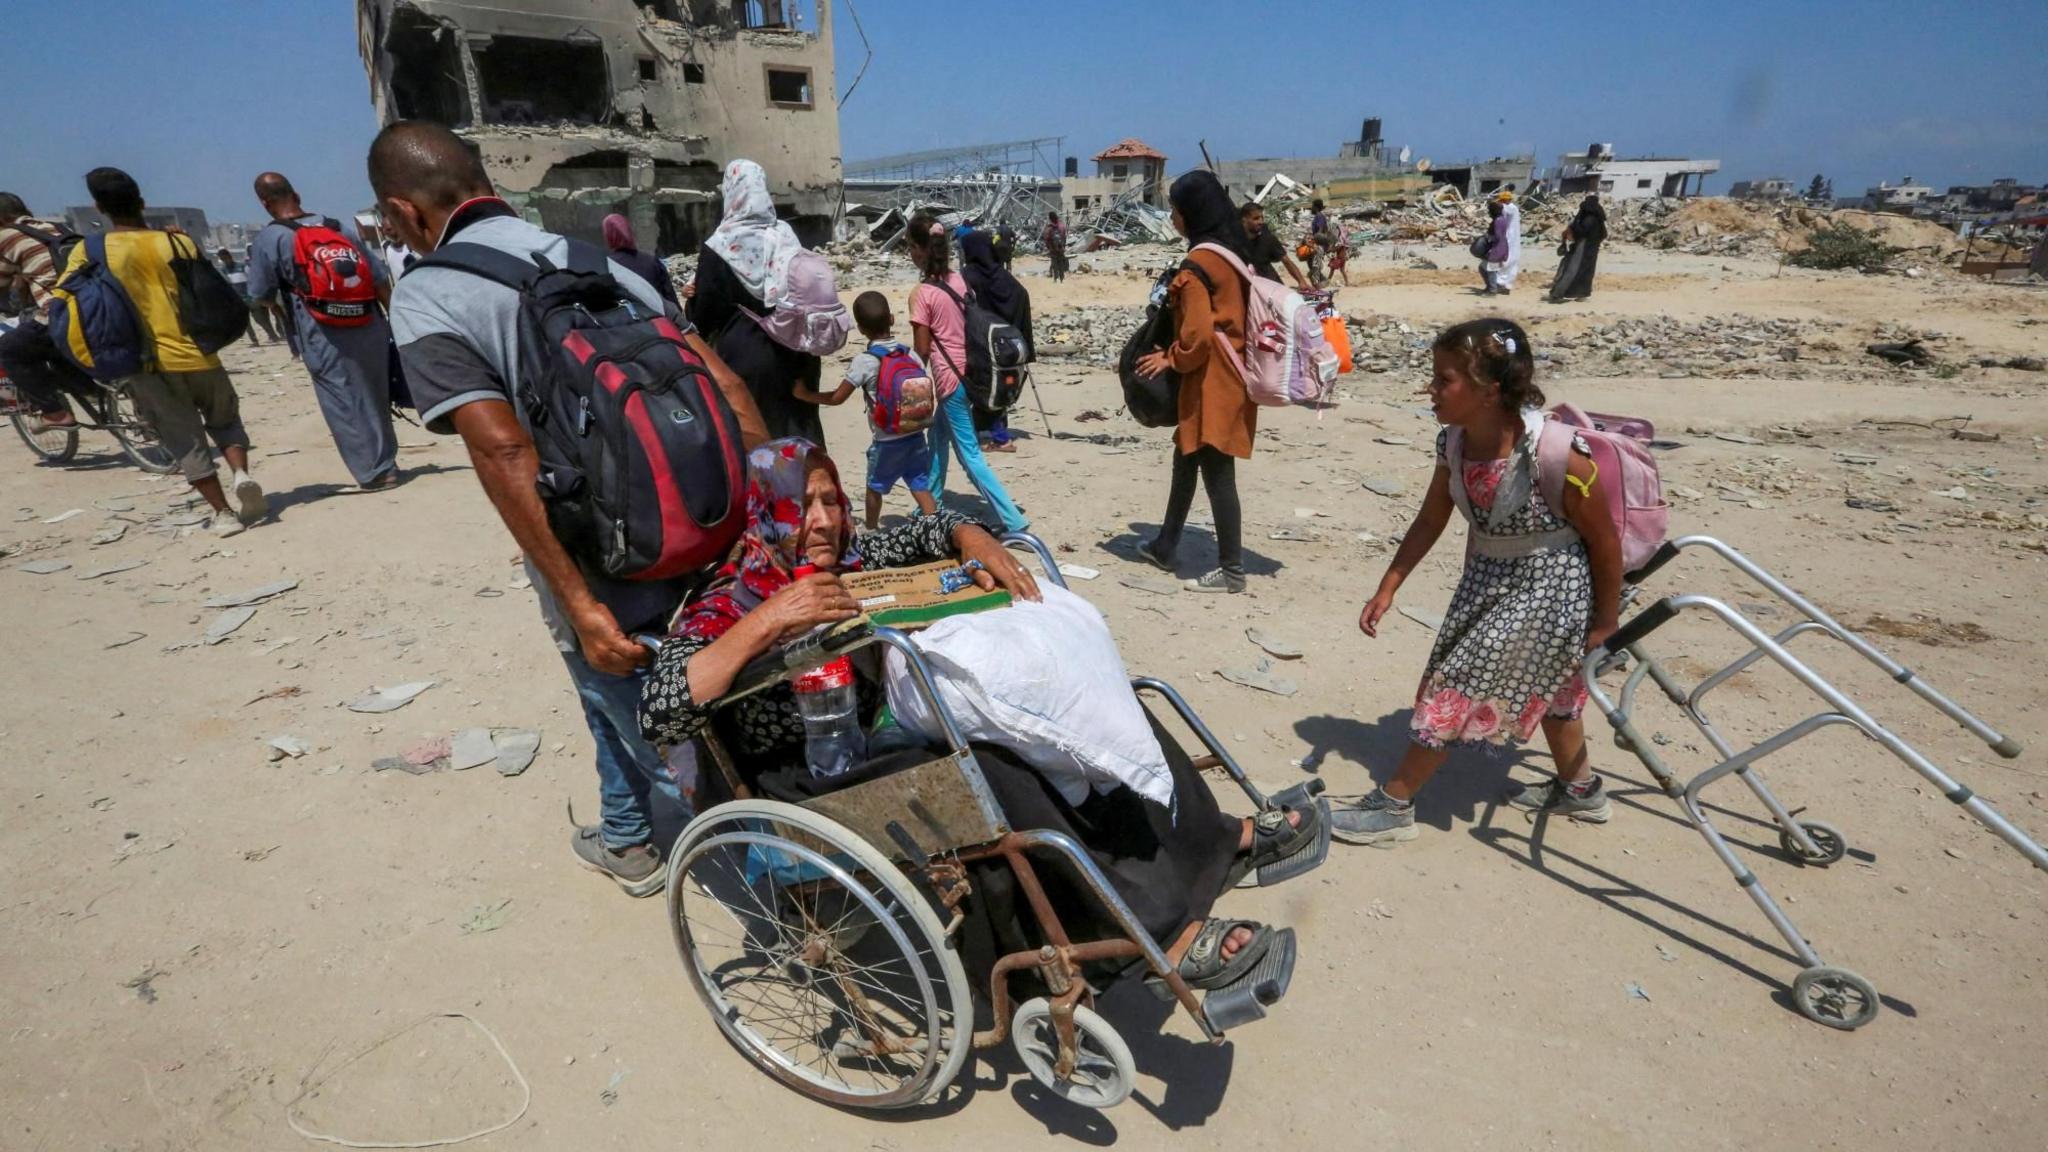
[207,508,246,539]
[571,825,667,897]
[1329,789,1418,847]
[1185,568,1246,594]
[1506,776,1612,823]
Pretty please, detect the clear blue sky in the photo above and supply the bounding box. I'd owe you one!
[4,0,2041,228]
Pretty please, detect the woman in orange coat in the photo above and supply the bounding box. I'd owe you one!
[1134,171,1257,593]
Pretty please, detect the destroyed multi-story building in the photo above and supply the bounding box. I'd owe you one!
[354,0,843,254]
[1553,144,1719,201]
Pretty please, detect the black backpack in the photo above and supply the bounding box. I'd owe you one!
[1118,261,1211,429]
[416,240,746,581]
[8,220,83,271]
[927,278,1028,413]
[165,231,250,354]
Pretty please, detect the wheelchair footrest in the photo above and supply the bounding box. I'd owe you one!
[1201,927,1298,1033]
[1241,784,1333,889]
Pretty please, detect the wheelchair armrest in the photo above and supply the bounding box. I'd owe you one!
[722,619,877,703]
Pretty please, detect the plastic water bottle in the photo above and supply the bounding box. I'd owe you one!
[789,564,865,779]
[793,656,864,779]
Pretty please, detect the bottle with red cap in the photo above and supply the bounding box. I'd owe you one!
[790,564,866,779]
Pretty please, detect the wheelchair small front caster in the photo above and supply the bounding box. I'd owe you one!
[1011,998,1136,1110]
[1778,819,1848,866]
[1791,965,1880,1031]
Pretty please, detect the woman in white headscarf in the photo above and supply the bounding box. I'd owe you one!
[686,160,828,446]
[1493,187,1523,293]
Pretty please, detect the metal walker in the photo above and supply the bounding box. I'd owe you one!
[1583,535,2046,1030]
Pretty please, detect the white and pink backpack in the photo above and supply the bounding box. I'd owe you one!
[1190,242,1338,408]
[1447,404,1669,573]
[747,249,852,357]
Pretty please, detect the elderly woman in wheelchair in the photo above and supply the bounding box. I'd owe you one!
[637,439,1329,1110]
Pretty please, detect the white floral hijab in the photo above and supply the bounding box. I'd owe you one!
[704,159,803,310]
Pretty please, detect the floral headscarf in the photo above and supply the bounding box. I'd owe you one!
[676,438,860,643]
[703,159,803,310]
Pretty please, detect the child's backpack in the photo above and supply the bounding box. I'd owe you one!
[927,279,1028,413]
[747,249,851,356]
[865,343,936,436]
[1188,242,1338,408]
[47,233,148,381]
[1445,406,1668,574]
[166,232,250,354]
[281,217,378,327]
[414,239,747,581]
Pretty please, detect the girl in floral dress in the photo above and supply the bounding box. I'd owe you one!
[1331,319,1624,846]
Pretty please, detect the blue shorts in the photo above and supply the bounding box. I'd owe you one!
[865,434,933,495]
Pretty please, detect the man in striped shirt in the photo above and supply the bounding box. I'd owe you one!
[0,193,85,429]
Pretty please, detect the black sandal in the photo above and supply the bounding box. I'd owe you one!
[1149,918,1274,996]
[1221,804,1324,892]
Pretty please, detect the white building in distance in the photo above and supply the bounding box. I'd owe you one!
[1553,144,1719,200]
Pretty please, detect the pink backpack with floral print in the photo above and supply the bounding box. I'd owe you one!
[1446,406,1667,573]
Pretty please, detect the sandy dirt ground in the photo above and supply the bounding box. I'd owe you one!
[4,236,2046,1151]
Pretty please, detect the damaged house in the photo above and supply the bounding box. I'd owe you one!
[355,0,843,253]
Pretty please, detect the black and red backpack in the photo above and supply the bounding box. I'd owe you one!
[282,217,378,326]
[415,240,745,581]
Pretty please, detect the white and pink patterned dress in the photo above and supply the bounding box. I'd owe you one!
[1411,429,1592,748]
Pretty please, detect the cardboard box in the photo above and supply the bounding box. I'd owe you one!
[840,560,1012,630]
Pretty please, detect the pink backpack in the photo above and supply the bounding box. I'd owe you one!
[1446,406,1668,574]
[1189,242,1338,408]
[747,249,852,357]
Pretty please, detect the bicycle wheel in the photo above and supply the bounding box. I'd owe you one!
[668,799,973,1109]
[103,389,177,474]
[10,407,79,464]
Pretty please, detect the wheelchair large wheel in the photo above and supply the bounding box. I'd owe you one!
[668,800,973,1109]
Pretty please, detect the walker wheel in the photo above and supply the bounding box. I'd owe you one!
[1791,965,1880,1031]
[1011,998,1136,1110]
[1779,819,1847,867]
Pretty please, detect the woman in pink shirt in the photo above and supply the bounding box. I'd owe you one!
[905,213,1027,532]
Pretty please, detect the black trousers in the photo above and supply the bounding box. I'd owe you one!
[1156,444,1243,572]
[0,316,89,413]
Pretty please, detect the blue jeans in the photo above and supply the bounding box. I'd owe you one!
[561,650,684,848]
[926,387,1027,532]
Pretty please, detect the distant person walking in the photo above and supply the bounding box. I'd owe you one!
[903,211,1028,532]
[1132,171,1257,594]
[1040,211,1068,282]
[1493,188,1523,294]
[960,228,1029,453]
[61,168,264,536]
[1306,198,1331,287]
[686,160,827,447]
[601,213,680,312]
[1548,194,1607,302]
[246,172,400,490]
[1239,201,1310,289]
[1477,201,1509,295]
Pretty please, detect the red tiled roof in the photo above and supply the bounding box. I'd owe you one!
[1094,138,1166,162]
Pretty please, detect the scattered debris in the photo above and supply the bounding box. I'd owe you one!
[1397,606,1444,631]
[18,559,72,575]
[450,727,499,771]
[1117,573,1181,596]
[104,632,147,649]
[90,524,127,546]
[1625,982,1653,1002]
[123,965,167,1004]
[461,899,514,936]
[1217,659,1299,697]
[203,606,258,645]
[202,579,299,609]
[267,735,312,760]
[242,685,304,708]
[1861,614,1991,647]
[1246,628,1303,660]
[243,845,281,862]
[78,559,148,580]
[492,729,543,778]
[1361,477,1406,498]
[1056,562,1100,581]
[41,509,82,524]
[1865,340,1931,367]
[346,680,438,714]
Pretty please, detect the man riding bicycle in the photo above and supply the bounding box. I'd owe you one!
[0,193,93,433]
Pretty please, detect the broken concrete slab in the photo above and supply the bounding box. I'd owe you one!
[492,729,543,777]
[204,606,258,644]
[346,680,437,714]
[19,559,72,575]
[267,736,311,760]
[1217,659,1299,697]
[1246,628,1303,660]
[89,524,127,546]
[449,727,498,771]
[1361,477,1406,498]
[202,579,299,608]
[78,560,149,581]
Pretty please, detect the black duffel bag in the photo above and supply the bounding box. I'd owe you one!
[1120,261,1211,428]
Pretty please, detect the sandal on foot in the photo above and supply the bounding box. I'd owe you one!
[1148,918,1274,997]
[1222,804,1325,891]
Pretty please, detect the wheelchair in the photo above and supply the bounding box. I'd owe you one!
[662,535,1330,1111]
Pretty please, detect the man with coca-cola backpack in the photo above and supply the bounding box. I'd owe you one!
[246,172,401,490]
[372,121,769,896]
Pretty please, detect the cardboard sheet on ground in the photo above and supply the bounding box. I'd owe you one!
[840,560,1010,631]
